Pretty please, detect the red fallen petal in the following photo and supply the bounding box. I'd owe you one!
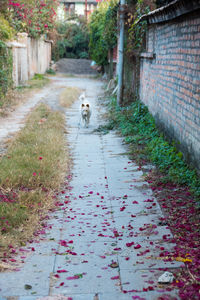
[120,206,126,211]
[89,191,93,194]
[126,242,134,247]
[57,269,68,273]
[60,282,64,286]
[54,274,60,278]
[125,257,130,261]
[131,215,136,217]
[66,275,79,280]
[60,240,68,247]
[144,199,154,202]
[134,244,141,249]
[111,276,120,280]
[113,248,121,251]
[139,227,145,231]
[31,247,35,251]
[132,201,138,204]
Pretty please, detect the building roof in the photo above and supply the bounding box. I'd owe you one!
[139,0,200,24]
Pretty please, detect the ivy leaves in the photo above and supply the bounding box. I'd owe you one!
[89,0,118,66]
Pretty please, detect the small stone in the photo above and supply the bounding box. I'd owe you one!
[109,262,119,268]
[158,271,175,284]
[24,284,32,290]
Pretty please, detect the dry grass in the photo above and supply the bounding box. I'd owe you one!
[59,86,82,108]
[0,103,70,258]
[0,74,50,117]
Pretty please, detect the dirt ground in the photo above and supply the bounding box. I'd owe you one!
[55,58,99,75]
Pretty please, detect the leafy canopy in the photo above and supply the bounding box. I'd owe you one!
[89,0,118,66]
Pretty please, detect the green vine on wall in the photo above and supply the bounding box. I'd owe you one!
[0,15,14,104]
[0,41,13,105]
[126,0,155,55]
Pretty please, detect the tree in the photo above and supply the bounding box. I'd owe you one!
[89,0,118,72]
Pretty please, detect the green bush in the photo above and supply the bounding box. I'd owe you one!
[0,15,14,41]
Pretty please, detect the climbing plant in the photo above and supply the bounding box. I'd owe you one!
[126,0,155,55]
[89,0,118,66]
[0,15,14,104]
[0,41,13,105]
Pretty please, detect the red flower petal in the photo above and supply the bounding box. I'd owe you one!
[111,276,120,280]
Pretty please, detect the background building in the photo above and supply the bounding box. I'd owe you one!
[59,0,98,19]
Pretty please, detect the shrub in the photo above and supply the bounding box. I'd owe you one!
[0,15,14,41]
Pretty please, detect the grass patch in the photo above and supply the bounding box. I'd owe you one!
[46,68,56,75]
[0,103,69,255]
[26,73,50,89]
[105,96,200,200]
[59,87,82,108]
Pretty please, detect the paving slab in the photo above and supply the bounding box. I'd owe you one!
[0,75,182,299]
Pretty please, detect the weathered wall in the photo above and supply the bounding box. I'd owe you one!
[7,33,52,86]
[140,11,200,171]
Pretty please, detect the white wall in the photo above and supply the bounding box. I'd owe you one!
[7,33,52,87]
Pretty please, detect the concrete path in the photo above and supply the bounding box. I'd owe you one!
[0,75,183,300]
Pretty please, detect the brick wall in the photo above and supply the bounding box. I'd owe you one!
[140,10,200,171]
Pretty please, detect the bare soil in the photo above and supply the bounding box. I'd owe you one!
[55,58,98,75]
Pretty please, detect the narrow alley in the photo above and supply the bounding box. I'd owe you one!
[0,72,183,300]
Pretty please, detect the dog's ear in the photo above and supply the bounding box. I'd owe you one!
[81,103,85,107]
[86,104,90,108]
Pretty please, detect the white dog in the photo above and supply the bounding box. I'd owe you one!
[79,93,92,128]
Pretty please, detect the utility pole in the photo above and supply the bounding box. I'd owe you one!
[117,0,125,106]
[85,0,88,20]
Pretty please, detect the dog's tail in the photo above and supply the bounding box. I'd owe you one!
[79,92,85,102]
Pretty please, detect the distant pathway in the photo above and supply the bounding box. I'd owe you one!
[0,65,183,299]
